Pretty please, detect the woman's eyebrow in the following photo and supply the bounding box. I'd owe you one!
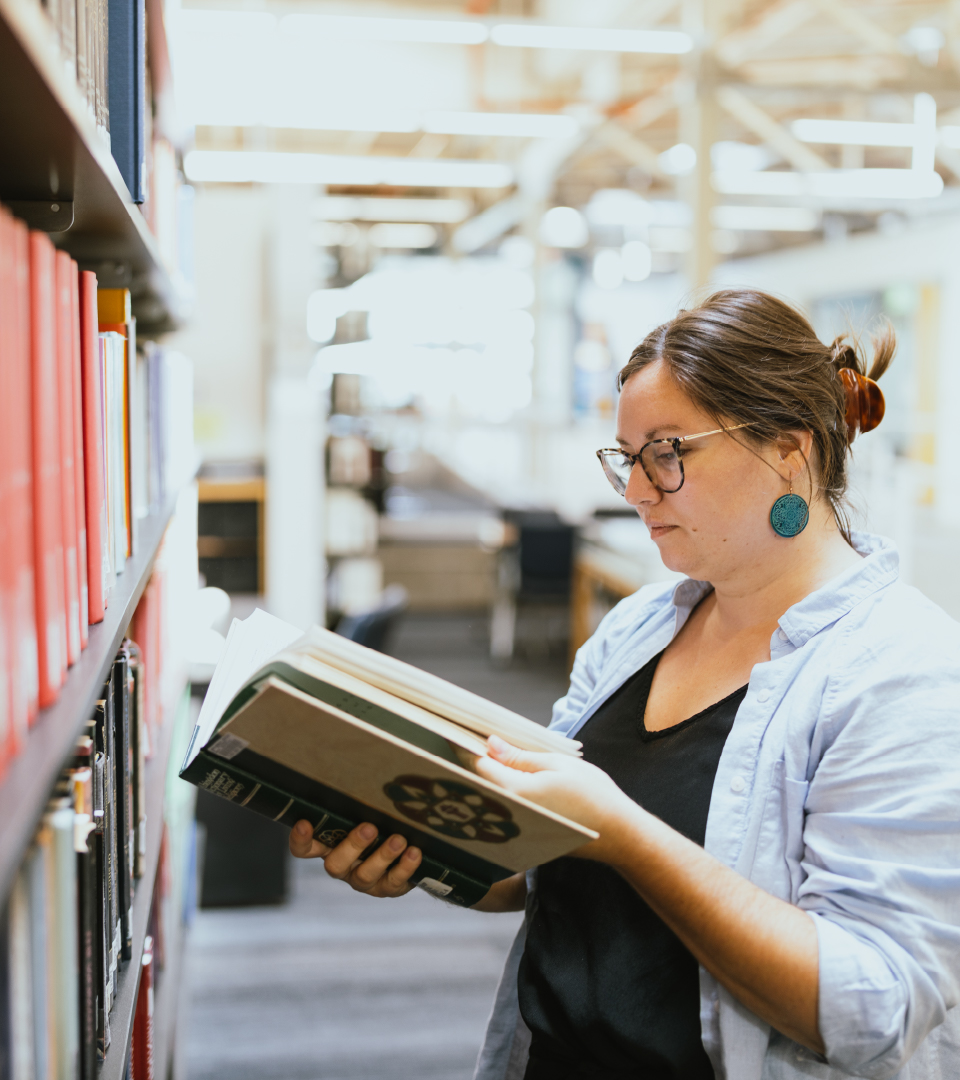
[643,424,684,440]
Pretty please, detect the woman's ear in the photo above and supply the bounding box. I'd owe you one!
[774,430,814,484]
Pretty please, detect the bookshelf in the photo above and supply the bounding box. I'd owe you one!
[99,674,184,1080]
[0,0,188,333]
[0,493,183,903]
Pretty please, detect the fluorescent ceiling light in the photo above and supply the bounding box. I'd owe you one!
[279,13,487,44]
[712,169,944,200]
[792,119,917,148]
[711,205,821,231]
[175,10,277,35]
[368,223,438,248]
[423,111,578,138]
[313,197,471,223]
[490,23,692,53]
[659,143,697,176]
[183,151,513,188]
[941,126,960,149]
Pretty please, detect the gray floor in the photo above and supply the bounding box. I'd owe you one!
[181,612,569,1080]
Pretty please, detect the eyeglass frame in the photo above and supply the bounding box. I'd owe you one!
[596,423,752,496]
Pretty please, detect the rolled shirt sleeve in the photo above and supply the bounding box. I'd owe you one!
[797,630,960,1078]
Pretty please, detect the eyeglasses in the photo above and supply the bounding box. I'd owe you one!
[596,424,750,496]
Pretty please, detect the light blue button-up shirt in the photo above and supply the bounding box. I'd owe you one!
[474,533,960,1080]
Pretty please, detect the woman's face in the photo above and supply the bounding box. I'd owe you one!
[617,359,799,582]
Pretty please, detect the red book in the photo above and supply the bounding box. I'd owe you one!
[10,218,38,731]
[29,232,67,706]
[132,936,155,1080]
[70,262,89,648]
[79,271,106,624]
[55,250,81,666]
[0,208,15,769]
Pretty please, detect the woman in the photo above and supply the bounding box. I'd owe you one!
[290,289,960,1080]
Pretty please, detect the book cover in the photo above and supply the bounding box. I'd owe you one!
[70,262,89,648]
[29,231,67,706]
[181,613,595,907]
[79,271,106,624]
[11,218,39,731]
[55,250,82,666]
[0,208,16,768]
[107,0,145,202]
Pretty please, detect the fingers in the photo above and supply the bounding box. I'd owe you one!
[322,822,380,878]
[289,820,422,898]
[486,735,556,774]
[289,819,332,859]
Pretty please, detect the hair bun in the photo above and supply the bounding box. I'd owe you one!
[839,367,885,442]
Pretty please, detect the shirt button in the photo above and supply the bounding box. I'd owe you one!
[730,776,746,794]
[756,689,770,703]
[778,629,788,642]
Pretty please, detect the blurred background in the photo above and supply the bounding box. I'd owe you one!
[12,0,960,1076]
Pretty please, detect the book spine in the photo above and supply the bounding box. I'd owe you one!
[112,653,133,959]
[12,219,39,730]
[69,262,89,649]
[79,272,105,624]
[182,753,492,909]
[29,232,67,707]
[55,250,82,667]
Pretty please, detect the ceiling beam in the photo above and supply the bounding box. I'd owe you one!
[808,0,901,55]
[592,122,669,178]
[716,85,832,170]
[714,0,816,68]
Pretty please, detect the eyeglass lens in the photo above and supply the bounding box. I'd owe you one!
[600,443,683,495]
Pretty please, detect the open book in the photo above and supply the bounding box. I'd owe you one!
[180,610,596,907]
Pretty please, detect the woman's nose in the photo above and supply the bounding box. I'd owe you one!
[624,460,661,507]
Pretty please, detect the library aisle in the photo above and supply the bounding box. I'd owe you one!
[180,613,559,1080]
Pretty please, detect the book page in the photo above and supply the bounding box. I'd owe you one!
[183,608,304,768]
[294,626,580,756]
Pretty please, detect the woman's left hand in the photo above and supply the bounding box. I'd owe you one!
[475,735,637,860]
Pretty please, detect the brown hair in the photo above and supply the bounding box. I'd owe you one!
[617,288,895,538]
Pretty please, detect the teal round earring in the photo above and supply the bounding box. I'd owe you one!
[770,486,809,538]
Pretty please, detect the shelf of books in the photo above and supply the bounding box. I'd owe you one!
[0,0,190,334]
[0,200,199,1077]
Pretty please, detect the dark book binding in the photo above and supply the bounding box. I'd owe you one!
[180,749,506,908]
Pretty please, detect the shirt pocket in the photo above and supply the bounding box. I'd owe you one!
[782,769,810,902]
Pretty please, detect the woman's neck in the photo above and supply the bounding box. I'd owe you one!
[706,518,862,637]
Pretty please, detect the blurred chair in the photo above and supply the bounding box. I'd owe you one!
[491,511,576,661]
[335,584,409,652]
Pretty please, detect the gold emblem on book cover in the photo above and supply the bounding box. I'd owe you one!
[384,775,520,843]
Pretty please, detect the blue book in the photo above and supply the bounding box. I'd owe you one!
[107,0,145,202]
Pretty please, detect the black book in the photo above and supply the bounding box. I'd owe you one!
[97,691,120,1007]
[126,639,147,879]
[70,747,98,1080]
[112,652,134,961]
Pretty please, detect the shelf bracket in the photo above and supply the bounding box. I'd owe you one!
[6,200,75,232]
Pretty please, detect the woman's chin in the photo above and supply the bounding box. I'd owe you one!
[651,530,694,575]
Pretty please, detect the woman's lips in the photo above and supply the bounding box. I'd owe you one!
[647,524,677,538]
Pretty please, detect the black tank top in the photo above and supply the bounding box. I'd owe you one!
[518,651,748,1080]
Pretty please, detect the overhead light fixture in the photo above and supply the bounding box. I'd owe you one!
[368,223,438,249]
[712,169,944,200]
[659,143,697,176]
[423,111,579,139]
[183,151,514,188]
[490,23,692,53]
[278,13,488,44]
[792,119,917,148]
[539,206,589,248]
[792,94,938,175]
[313,196,472,223]
[711,206,821,231]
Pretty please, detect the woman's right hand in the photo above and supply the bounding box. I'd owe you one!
[289,819,422,898]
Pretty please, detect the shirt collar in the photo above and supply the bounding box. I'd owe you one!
[669,532,899,648]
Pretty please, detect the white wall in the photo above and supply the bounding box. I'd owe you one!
[166,184,268,462]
